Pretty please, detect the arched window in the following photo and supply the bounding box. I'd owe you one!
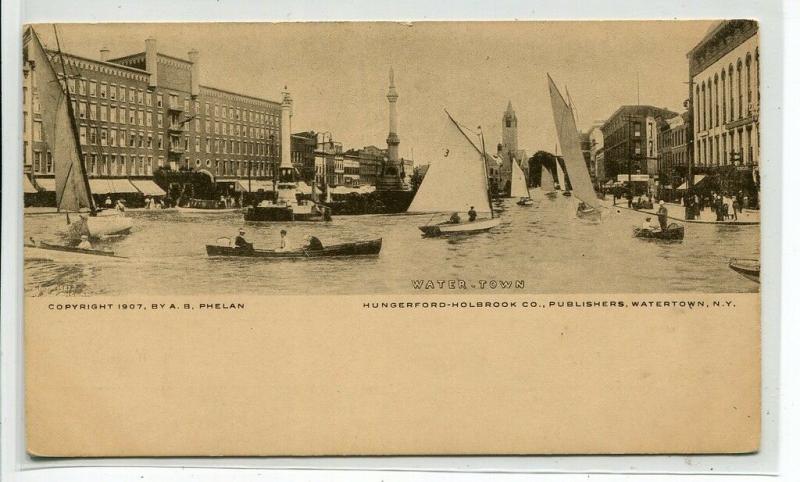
[729,64,735,120]
[714,74,719,127]
[701,83,706,130]
[737,59,743,119]
[746,53,753,109]
[755,48,760,104]
[695,85,700,129]
[721,69,727,122]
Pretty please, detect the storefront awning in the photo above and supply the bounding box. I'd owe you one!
[676,174,707,190]
[236,179,275,192]
[34,178,55,191]
[131,180,166,196]
[89,178,140,194]
[24,176,39,194]
[358,185,376,194]
[296,182,313,195]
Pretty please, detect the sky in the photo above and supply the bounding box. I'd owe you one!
[34,21,715,164]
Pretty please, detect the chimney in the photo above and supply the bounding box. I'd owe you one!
[100,47,110,62]
[145,38,157,89]
[188,49,200,98]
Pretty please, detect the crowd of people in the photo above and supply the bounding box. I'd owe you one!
[682,191,750,221]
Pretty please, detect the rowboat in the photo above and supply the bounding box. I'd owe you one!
[206,238,382,259]
[633,223,685,240]
[419,217,501,237]
[729,258,760,283]
[25,241,127,262]
[516,197,534,206]
[576,205,601,220]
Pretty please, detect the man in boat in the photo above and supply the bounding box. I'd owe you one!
[468,206,477,222]
[234,228,252,250]
[641,216,658,232]
[303,235,324,251]
[77,235,93,250]
[449,212,461,224]
[657,201,669,231]
[278,229,290,251]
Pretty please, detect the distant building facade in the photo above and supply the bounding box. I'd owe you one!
[657,111,691,190]
[586,120,605,183]
[600,105,678,183]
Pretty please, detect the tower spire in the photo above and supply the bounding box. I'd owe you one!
[377,67,404,191]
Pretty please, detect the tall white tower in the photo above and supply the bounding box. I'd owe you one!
[279,86,293,181]
[377,68,404,191]
[502,101,518,155]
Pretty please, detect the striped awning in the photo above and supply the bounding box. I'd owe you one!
[24,176,39,193]
[89,178,140,194]
[131,180,166,196]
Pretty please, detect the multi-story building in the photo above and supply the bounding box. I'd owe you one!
[600,105,678,184]
[24,34,282,198]
[345,145,385,187]
[687,20,759,199]
[657,111,691,191]
[586,120,605,184]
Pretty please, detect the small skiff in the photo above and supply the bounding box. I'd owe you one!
[729,258,760,283]
[419,217,501,237]
[633,223,685,240]
[206,238,382,259]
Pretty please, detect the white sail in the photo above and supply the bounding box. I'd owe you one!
[540,165,555,191]
[547,74,598,207]
[510,159,530,198]
[555,159,565,190]
[407,113,492,215]
[25,27,93,213]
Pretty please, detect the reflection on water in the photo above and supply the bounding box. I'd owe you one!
[24,194,760,296]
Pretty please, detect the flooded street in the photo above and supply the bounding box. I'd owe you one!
[24,192,760,296]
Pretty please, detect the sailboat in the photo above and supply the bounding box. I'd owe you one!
[547,74,600,219]
[25,27,133,241]
[510,160,533,206]
[540,165,558,200]
[408,110,501,237]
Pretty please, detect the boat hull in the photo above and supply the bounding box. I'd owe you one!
[25,242,126,263]
[729,258,760,283]
[576,207,601,220]
[206,238,382,258]
[244,204,328,222]
[516,198,534,206]
[177,207,241,214]
[633,223,685,240]
[419,217,501,237]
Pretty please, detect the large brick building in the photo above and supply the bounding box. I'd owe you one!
[23,33,282,197]
[600,105,678,183]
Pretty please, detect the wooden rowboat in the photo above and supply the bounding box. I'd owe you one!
[633,223,685,241]
[729,258,760,283]
[206,238,382,259]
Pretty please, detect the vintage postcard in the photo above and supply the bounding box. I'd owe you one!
[23,21,761,456]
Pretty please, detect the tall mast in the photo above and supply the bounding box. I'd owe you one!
[478,128,494,219]
[52,25,96,215]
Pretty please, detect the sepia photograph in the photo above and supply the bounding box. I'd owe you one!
[22,21,760,296]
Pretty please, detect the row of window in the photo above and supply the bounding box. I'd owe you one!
[64,76,280,127]
[695,125,758,166]
[695,49,759,133]
[68,99,276,141]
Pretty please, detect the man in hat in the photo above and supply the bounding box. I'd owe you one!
[656,200,669,231]
[641,216,657,232]
[234,228,251,250]
[77,234,93,250]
